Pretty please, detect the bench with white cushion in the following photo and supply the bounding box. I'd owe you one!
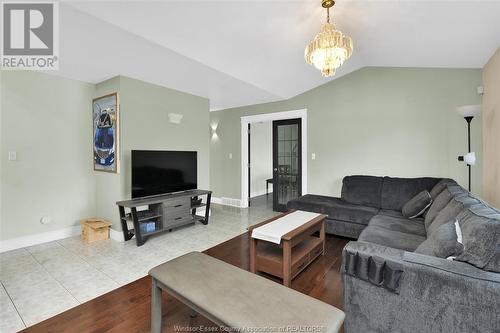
[149,251,345,333]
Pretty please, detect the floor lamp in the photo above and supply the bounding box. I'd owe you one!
[456,105,481,191]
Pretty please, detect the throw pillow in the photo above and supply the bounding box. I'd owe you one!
[455,219,463,244]
[455,205,500,269]
[402,190,432,218]
[474,204,500,273]
[447,220,463,260]
[415,220,464,258]
[426,195,480,235]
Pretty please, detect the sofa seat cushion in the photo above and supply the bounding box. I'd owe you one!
[358,226,426,251]
[377,209,404,218]
[287,195,379,225]
[368,214,426,237]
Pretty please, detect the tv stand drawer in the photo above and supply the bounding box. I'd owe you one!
[164,215,193,228]
[165,207,191,220]
[163,197,191,209]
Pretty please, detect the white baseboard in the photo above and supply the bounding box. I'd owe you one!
[211,197,223,205]
[250,189,272,198]
[212,194,269,206]
[109,228,125,242]
[0,225,81,253]
[212,196,242,208]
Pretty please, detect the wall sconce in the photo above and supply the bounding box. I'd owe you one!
[168,113,183,124]
[210,124,218,140]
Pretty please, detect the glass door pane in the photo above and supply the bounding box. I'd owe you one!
[273,119,301,212]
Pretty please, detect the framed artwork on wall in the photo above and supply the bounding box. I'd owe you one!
[92,93,120,173]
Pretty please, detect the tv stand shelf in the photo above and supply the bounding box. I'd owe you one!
[116,189,212,246]
[122,212,163,222]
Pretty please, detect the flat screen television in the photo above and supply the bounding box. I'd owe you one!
[131,150,197,198]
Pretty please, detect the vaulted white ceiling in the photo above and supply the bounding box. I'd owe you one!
[57,0,500,110]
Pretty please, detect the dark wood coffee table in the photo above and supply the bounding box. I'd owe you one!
[248,211,327,287]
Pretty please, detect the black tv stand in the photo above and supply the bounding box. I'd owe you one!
[116,189,212,246]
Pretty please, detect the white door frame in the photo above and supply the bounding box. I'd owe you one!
[240,109,308,208]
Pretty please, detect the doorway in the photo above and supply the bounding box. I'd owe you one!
[272,118,302,212]
[248,121,273,209]
[240,109,308,209]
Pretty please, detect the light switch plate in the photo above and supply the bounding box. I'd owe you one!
[229,153,233,159]
[311,153,316,160]
[40,216,52,224]
[8,151,17,161]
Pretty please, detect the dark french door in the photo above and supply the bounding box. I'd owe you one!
[272,118,302,212]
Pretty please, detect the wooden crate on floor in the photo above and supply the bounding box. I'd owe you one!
[80,218,112,243]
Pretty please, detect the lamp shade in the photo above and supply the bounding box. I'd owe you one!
[456,105,481,118]
[459,152,476,166]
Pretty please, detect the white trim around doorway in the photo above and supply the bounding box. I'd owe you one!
[240,109,308,208]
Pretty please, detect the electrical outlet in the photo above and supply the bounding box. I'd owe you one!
[311,153,316,160]
[8,151,17,161]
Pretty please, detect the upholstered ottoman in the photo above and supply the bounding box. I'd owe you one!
[149,251,345,333]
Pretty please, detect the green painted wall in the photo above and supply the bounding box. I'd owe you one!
[210,67,483,200]
[0,67,483,241]
[95,76,210,232]
[1,71,96,240]
[0,72,209,241]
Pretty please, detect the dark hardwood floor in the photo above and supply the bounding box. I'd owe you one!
[22,233,349,333]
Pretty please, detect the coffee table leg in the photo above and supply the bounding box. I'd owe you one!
[151,278,162,333]
[320,220,326,255]
[250,237,257,273]
[283,240,292,287]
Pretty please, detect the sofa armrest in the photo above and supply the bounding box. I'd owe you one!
[342,241,500,333]
[402,251,500,283]
[343,241,500,283]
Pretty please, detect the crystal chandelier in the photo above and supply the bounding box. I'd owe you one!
[304,0,353,77]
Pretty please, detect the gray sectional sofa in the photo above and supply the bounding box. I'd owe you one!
[287,175,442,239]
[287,175,500,333]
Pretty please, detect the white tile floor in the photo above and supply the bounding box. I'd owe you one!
[0,197,278,332]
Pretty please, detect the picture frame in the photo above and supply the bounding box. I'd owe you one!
[92,92,120,173]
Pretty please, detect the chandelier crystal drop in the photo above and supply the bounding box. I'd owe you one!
[304,0,353,77]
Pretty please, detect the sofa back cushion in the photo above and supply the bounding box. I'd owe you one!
[380,177,441,211]
[485,248,500,273]
[427,195,480,235]
[456,204,500,271]
[415,220,463,258]
[429,178,457,199]
[341,175,383,208]
[424,185,467,231]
